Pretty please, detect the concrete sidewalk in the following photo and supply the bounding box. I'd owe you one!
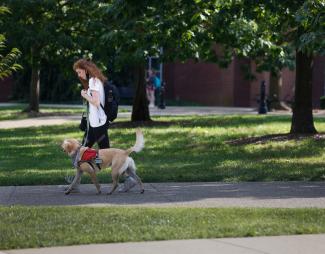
[2,234,325,254]
[1,181,325,208]
[0,105,258,129]
[4,103,325,129]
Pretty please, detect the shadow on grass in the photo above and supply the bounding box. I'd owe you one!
[111,115,294,129]
[225,133,325,145]
[1,115,325,185]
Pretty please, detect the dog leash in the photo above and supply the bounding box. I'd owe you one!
[65,100,89,185]
[82,100,90,147]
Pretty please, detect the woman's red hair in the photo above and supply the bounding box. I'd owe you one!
[73,59,107,89]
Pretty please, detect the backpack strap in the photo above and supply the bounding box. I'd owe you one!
[99,103,107,121]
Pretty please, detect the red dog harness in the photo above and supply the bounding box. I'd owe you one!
[81,148,97,161]
[78,148,102,170]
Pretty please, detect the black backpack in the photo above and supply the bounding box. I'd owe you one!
[100,81,120,123]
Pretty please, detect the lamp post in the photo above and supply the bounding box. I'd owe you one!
[159,81,166,109]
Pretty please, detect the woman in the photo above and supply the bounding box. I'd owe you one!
[67,59,136,193]
[73,59,109,149]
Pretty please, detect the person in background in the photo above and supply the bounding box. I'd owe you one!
[153,71,161,107]
[146,69,156,107]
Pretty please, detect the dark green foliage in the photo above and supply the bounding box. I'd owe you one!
[0,6,21,79]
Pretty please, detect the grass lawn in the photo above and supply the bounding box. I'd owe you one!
[1,206,325,250]
[0,104,84,121]
[0,104,129,121]
[1,114,325,185]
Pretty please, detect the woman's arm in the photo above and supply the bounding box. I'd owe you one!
[81,89,100,107]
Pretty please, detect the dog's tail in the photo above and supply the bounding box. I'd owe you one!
[125,128,145,155]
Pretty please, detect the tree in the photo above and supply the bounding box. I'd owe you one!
[99,1,159,121]
[0,6,21,80]
[1,0,100,112]
[203,0,324,133]
[290,0,325,133]
[99,0,218,121]
[150,0,324,134]
[236,0,324,134]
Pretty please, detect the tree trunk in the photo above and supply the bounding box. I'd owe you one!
[28,48,41,113]
[131,64,151,122]
[269,72,282,110]
[29,65,40,112]
[290,50,317,134]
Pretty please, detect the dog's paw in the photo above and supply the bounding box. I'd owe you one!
[96,190,102,195]
[64,190,71,195]
[140,189,145,194]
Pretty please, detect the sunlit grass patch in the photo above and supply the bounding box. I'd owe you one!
[1,206,325,250]
[1,115,325,185]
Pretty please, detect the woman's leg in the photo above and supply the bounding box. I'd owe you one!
[94,125,110,149]
[149,89,155,107]
[84,127,96,148]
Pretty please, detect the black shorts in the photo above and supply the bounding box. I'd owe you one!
[83,124,110,149]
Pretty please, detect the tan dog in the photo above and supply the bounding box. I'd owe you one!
[61,129,145,195]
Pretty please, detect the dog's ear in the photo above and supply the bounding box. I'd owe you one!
[61,140,72,153]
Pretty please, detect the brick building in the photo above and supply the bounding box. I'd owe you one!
[0,77,13,102]
[163,56,325,108]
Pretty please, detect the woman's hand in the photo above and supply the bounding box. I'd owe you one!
[81,89,100,107]
[81,89,87,98]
